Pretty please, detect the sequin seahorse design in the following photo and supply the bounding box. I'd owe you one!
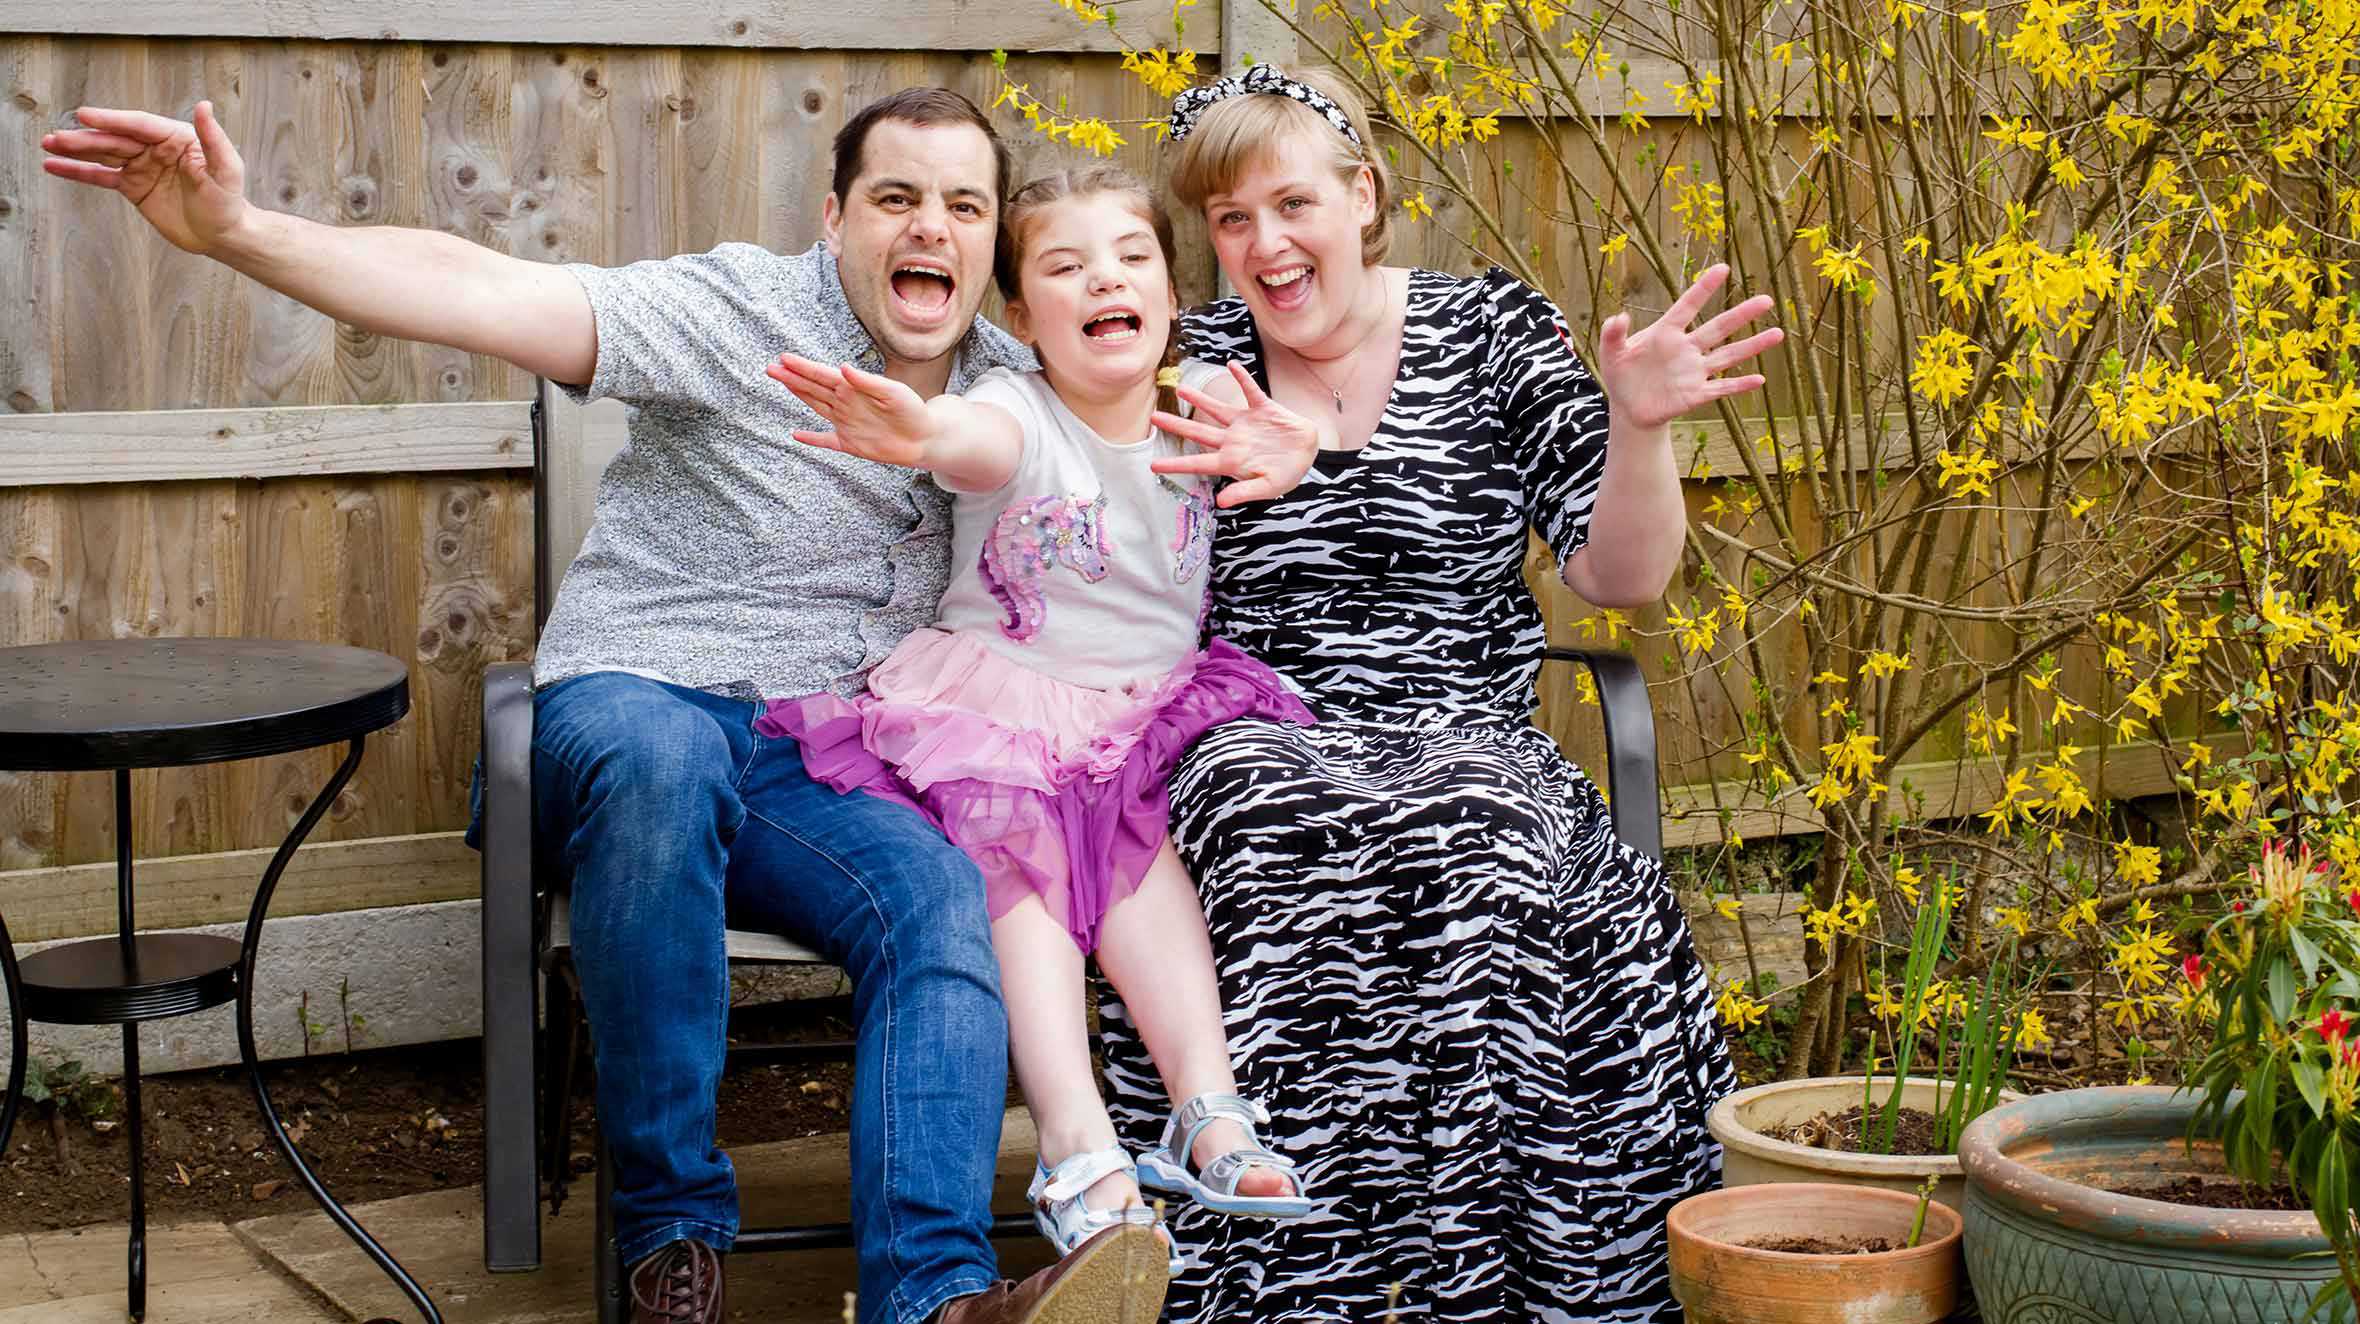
[978,493,1111,642]
[1160,474,1216,584]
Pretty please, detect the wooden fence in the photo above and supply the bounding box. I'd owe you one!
[0,2,2187,943]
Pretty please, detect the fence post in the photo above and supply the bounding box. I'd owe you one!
[1220,0,1298,70]
[1214,0,1300,297]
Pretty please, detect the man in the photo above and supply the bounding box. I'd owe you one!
[42,88,1167,1324]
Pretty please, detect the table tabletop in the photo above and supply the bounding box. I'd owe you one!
[0,638,409,771]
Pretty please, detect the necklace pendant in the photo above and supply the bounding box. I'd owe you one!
[1332,391,1345,414]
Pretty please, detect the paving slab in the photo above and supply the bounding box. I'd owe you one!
[0,1219,336,1323]
[237,1110,1060,1322]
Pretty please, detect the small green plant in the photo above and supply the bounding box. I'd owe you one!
[19,1055,117,1122]
[338,976,369,1055]
[296,988,327,1057]
[1860,872,2027,1155]
[2187,841,2360,1322]
[1904,1175,1939,1250]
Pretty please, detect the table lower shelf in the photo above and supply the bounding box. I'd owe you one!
[18,932,241,1024]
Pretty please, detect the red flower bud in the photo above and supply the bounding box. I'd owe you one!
[2347,887,2360,916]
[2234,900,2248,913]
[2183,953,2205,988]
[2323,1009,2350,1043]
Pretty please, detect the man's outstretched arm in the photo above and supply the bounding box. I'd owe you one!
[44,100,597,386]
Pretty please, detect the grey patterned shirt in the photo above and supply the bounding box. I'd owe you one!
[533,242,1036,700]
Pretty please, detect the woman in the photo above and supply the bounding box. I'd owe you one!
[1101,65,1782,1321]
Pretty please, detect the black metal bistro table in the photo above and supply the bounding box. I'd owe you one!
[0,638,439,1324]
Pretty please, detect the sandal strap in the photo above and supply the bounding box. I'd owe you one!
[1032,1147,1137,1205]
[1162,1091,1273,1161]
[1197,1145,1297,1196]
[1161,1090,1274,1151]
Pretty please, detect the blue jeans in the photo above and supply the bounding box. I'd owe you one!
[530,672,1007,1324]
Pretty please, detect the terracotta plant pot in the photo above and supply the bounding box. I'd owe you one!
[1959,1086,2340,1322]
[1668,1181,1963,1324]
[1709,1075,2023,1211]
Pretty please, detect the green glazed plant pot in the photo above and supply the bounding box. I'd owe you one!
[1709,1076,2024,1211]
[1958,1086,2339,1323]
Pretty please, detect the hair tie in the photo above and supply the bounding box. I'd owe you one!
[1167,64,1363,151]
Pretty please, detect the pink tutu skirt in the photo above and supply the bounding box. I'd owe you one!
[754,628,1315,952]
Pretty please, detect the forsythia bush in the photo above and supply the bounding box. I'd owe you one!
[1027,0,2360,1093]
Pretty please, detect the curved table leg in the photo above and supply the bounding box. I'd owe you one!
[237,737,442,1324]
[0,905,22,1165]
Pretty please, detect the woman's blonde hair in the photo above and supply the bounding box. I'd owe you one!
[1169,65,1392,267]
[993,165,1185,418]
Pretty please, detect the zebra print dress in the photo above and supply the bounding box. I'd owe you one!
[1098,268,1736,1323]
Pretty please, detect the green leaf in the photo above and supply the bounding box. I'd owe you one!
[2294,1058,2329,1119]
[2310,1136,2346,1244]
[2273,958,2301,1025]
[2294,927,2326,982]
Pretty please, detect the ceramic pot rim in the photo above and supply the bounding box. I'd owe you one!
[1709,1075,2021,1177]
[1668,1181,1964,1265]
[1956,1085,2328,1256]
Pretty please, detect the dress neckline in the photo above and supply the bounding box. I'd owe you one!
[1240,267,1431,471]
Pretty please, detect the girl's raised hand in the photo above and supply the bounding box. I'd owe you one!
[1594,263,1783,431]
[1149,362,1321,507]
[767,351,937,468]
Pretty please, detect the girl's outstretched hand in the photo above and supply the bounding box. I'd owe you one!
[1149,362,1321,507]
[768,351,936,467]
[1595,263,1783,430]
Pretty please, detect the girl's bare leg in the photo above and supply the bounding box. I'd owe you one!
[994,895,1143,1211]
[1095,840,1294,1197]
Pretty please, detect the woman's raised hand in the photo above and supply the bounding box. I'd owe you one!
[1149,362,1322,507]
[1595,263,1783,431]
[768,351,937,467]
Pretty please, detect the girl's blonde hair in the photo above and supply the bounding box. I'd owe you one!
[1169,66,1392,267]
[994,165,1185,419]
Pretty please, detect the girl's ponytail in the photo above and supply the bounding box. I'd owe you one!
[1155,327,1184,422]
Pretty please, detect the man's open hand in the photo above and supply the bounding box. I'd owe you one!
[42,101,249,255]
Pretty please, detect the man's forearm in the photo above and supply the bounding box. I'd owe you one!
[214,209,596,383]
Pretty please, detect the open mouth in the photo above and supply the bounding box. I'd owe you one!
[1083,311,1143,342]
[1255,263,1314,311]
[890,262,955,316]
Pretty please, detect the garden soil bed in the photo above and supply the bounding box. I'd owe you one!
[2104,1176,2309,1211]
[0,997,892,1236]
[1744,1234,1903,1255]
[1767,1104,1945,1156]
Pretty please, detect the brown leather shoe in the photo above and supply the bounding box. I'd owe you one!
[628,1239,725,1324]
[935,1224,1170,1324]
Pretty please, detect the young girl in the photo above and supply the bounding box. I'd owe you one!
[758,166,1318,1269]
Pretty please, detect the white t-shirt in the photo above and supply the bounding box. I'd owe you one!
[933,362,1227,690]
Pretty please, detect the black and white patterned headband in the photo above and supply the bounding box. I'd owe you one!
[1167,64,1363,151]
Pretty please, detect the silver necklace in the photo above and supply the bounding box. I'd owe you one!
[1289,285,1392,414]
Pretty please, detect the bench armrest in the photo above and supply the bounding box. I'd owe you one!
[480,661,540,1271]
[1542,648,1662,861]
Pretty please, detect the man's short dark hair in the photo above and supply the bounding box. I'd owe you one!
[830,87,1013,208]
